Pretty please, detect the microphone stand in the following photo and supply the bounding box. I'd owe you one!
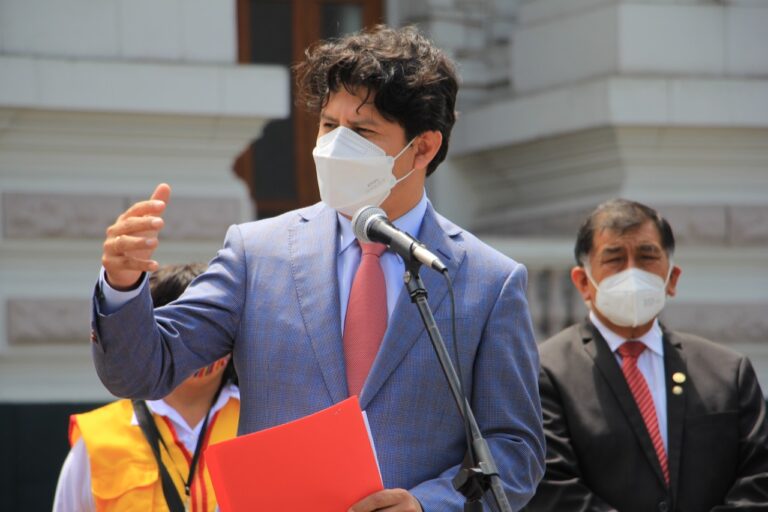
[403,260,512,512]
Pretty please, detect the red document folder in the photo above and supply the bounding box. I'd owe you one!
[205,396,383,511]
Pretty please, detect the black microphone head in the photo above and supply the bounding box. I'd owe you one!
[352,206,387,243]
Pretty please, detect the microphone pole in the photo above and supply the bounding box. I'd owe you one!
[402,259,513,512]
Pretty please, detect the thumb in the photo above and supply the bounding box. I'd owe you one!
[150,183,172,205]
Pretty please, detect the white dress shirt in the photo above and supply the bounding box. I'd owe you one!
[52,384,239,512]
[590,311,668,452]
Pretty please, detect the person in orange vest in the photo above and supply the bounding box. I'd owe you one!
[53,263,240,512]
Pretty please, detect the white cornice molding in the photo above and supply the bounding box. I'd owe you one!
[0,108,275,160]
[0,55,289,119]
[451,76,768,156]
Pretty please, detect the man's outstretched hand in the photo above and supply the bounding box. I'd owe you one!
[102,183,171,290]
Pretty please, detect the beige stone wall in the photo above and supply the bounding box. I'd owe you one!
[3,192,241,242]
[2,191,244,348]
[7,299,91,346]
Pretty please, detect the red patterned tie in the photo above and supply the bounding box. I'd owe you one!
[343,242,388,397]
[618,341,669,486]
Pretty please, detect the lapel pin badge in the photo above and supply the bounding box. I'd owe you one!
[672,372,686,384]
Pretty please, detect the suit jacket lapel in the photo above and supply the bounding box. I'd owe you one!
[662,328,687,500]
[359,204,465,410]
[582,321,669,487]
[288,204,348,404]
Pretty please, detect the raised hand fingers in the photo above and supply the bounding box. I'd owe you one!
[106,216,164,241]
[116,199,167,223]
[150,183,171,204]
[115,184,171,223]
[102,183,171,290]
[101,252,160,275]
[109,233,158,254]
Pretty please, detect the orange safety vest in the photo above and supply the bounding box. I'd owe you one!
[70,397,239,512]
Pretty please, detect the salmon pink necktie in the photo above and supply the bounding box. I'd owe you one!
[343,242,388,397]
[618,341,669,486]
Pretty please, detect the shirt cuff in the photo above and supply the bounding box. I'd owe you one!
[99,267,147,314]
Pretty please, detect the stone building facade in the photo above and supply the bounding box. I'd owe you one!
[2,0,766,402]
[1,0,766,506]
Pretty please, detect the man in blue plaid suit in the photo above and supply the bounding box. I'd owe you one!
[92,26,544,511]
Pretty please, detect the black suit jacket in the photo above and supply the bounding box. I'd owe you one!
[525,320,768,512]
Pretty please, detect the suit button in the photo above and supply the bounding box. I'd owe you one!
[658,501,669,512]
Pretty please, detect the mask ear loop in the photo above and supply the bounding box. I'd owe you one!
[393,137,416,160]
[583,263,599,289]
[391,137,419,185]
[660,258,675,300]
[580,263,599,313]
[664,259,674,285]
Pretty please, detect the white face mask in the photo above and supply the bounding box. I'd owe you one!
[585,265,673,328]
[312,126,416,217]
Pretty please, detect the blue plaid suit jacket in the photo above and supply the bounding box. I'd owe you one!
[92,202,544,510]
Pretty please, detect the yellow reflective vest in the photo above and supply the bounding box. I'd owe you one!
[70,397,239,512]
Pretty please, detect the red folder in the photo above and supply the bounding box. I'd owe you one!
[205,396,383,511]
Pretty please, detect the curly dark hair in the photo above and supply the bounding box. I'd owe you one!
[295,25,458,176]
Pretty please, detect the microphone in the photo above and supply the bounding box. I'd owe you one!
[352,206,447,273]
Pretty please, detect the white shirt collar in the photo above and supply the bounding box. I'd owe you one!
[589,311,664,357]
[337,191,429,256]
[130,382,240,433]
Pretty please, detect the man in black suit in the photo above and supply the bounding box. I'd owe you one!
[525,198,768,512]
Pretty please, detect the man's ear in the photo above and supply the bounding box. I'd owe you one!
[571,266,592,302]
[412,130,442,172]
[666,265,681,297]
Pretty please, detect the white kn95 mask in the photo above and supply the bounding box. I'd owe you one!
[586,265,673,327]
[312,126,415,217]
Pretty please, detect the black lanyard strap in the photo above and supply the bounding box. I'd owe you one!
[132,383,225,510]
[133,399,186,512]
